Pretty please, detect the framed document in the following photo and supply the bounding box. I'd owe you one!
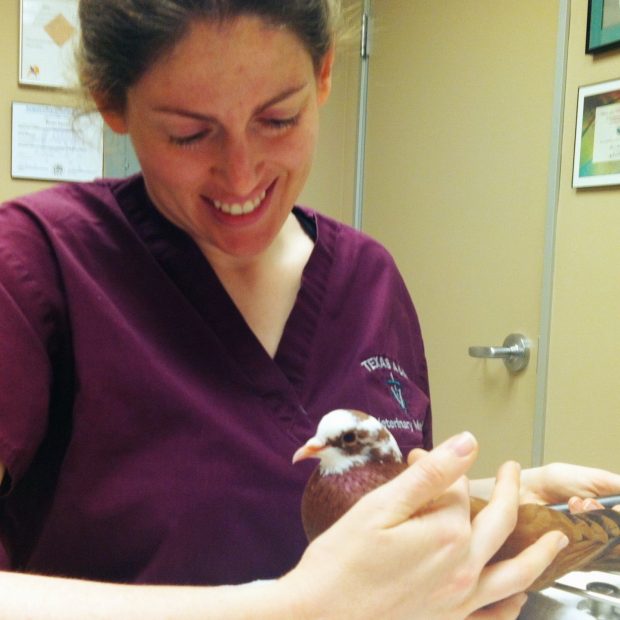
[11,102,103,183]
[573,78,620,188]
[19,0,80,88]
[587,0,620,54]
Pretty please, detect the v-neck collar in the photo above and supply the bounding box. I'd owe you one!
[115,176,337,399]
[273,206,336,390]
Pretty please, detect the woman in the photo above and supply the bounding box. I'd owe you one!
[0,1,618,617]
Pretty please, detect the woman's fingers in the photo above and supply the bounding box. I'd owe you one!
[524,463,620,505]
[568,496,603,512]
[568,495,620,513]
[406,447,427,465]
[358,431,479,529]
[467,593,528,620]
[467,461,521,566]
[294,438,572,620]
[469,530,568,611]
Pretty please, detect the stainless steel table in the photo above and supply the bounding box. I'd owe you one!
[521,571,620,619]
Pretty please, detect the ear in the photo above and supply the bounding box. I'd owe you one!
[316,46,335,106]
[92,93,129,134]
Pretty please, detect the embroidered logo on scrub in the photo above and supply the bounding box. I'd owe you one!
[360,355,424,432]
[360,355,412,413]
[387,372,406,411]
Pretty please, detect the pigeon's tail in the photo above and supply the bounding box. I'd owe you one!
[583,509,620,572]
[470,498,620,591]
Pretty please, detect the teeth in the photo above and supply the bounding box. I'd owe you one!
[213,190,266,216]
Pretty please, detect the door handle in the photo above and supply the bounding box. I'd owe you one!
[468,333,530,373]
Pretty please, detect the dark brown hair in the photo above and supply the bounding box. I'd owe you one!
[76,0,341,112]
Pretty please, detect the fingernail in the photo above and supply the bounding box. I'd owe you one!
[445,431,477,457]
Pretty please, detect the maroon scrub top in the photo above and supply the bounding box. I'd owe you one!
[0,175,431,585]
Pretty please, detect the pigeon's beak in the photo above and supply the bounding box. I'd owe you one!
[292,438,325,464]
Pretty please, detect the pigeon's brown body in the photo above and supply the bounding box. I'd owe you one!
[295,409,620,591]
[301,460,406,542]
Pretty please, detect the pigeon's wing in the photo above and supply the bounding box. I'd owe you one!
[480,502,620,591]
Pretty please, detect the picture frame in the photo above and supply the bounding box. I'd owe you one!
[11,102,103,182]
[587,0,620,54]
[19,0,79,88]
[573,78,620,188]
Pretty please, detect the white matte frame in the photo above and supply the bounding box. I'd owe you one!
[19,0,80,88]
[573,77,620,188]
[11,101,103,182]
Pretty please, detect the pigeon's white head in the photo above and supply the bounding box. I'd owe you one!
[292,409,403,475]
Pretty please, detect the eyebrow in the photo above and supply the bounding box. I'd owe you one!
[152,83,310,121]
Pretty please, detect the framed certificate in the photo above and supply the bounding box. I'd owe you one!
[19,0,80,88]
[11,102,103,182]
[573,79,620,188]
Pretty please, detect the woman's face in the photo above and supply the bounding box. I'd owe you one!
[101,16,333,260]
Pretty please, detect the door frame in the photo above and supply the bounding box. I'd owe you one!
[530,0,570,466]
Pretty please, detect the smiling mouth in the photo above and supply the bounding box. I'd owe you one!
[212,188,268,216]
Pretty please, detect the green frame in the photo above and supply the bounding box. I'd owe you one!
[587,0,620,54]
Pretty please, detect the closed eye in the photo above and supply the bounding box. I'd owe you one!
[169,130,210,147]
[170,115,299,146]
[259,115,300,133]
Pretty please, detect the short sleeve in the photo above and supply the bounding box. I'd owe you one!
[0,205,66,488]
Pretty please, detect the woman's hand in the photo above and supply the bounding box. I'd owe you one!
[565,496,620,512]
[519,463,620,508]
[284,433,567,620]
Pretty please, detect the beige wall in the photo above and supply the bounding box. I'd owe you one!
[299,1,360,224]
[298,43,359,224]
[544,2,620,469]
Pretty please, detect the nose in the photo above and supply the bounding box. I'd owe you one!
[214,133,263,196]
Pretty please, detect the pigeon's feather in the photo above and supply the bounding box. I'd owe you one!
[301,460,406,542]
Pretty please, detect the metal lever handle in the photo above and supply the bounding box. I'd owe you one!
[468,333,530,373]
[468,345,521,358]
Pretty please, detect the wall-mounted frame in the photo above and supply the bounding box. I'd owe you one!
[587,0,620,54]
[19,0,79,88]
[11,102,103,182]
[573,78,620,188]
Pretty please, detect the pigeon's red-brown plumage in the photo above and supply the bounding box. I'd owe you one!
[293,409,620,591]
[300,459,406,542]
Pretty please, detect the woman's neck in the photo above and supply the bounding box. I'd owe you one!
[200,213,315,357]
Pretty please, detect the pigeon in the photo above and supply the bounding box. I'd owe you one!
[292,408,620,591]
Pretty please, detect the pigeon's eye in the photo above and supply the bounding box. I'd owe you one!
[342,432,357,444]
